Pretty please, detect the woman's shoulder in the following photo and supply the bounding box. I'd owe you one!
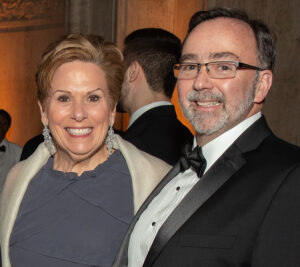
[1,143,51,212]
[4,160,25,188]
[1,161,25,216]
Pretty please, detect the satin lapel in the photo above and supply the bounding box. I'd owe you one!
[112,164,181,267]
[143,144,246,267]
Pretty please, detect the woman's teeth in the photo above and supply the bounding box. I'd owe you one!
[67,128,92,136]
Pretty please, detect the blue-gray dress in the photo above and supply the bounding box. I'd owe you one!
[9,150,133,267]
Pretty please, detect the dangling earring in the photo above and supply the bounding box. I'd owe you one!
[42,122,56,155]
[105,125,115,156]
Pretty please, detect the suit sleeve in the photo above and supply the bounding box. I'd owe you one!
[252,164,300,266]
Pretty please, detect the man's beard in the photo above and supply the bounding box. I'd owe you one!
[117,80,130,113]
[180,74,258,136]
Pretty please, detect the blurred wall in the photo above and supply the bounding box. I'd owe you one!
[0,0,65,146]
[206,0,300,145]
[65,0,117,42]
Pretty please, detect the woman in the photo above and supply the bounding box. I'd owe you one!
[0,34,171,267]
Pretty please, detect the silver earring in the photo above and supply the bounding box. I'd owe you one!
[105,125,115,156]
[42,122,56,155]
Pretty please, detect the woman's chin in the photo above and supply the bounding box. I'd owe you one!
[57,146,106,163]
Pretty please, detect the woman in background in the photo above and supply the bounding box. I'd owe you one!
[0,34,171,267]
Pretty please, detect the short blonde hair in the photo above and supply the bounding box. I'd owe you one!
[36,34,125,107]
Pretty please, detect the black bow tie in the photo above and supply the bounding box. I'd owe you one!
[179,144,207,178]
[0,145,5,152]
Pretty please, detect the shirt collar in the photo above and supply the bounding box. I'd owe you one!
[194,112,261,173]
[128,101,172,129]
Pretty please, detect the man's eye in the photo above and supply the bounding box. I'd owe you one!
[57,95,69,102]
[182,64,196,71]
[216,63,234,71]
[88,95,100,102]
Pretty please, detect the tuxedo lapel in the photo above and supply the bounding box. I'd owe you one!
[113,117,272,267]
[112,165,181,267]
[143,117,272,266]
[143,144,246,266]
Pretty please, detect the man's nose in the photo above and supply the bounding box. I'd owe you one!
[193,66,213,91]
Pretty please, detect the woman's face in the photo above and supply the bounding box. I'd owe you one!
[39,61,116,163]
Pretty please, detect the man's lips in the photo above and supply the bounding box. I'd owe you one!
[196,101,222,107]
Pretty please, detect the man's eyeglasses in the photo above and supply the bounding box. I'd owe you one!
[173,61,265,80]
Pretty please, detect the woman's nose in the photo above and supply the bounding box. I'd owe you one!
[71,100,87,121]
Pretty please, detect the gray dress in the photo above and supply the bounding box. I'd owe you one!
[9,150,133,267]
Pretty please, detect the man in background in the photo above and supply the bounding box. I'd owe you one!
[20,133,43,160]
[118,28,193,165]
[113,8,300,267]
[0,109,22,196]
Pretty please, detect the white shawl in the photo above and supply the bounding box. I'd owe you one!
[0,135,171,267]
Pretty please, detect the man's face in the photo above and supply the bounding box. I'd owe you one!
[0,114,9,142]
[117,76,131,113]
[178,18,261,139]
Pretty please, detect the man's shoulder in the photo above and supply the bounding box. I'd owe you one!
[5,139,22,153]
[264,134,300,158]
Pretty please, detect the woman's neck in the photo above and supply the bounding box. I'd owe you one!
[53,145,109,176]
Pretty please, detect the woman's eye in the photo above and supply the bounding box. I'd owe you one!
[88,95,100,102]
[57,95,69,102]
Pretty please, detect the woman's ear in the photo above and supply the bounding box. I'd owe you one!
[38,101,48,125]
[109,104,117,127]
[254,70,273,104]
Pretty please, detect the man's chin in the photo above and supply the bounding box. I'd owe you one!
[192,118,228,136]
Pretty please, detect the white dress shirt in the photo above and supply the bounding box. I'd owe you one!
[127,101,172,129]
[0,138,22,197]
[128,112,262,267]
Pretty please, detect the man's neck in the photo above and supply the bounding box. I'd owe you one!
[196,112,262,147]
[129,91,170,116]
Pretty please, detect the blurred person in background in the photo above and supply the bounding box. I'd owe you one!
[0,109,22,199]
[118,28,193,165]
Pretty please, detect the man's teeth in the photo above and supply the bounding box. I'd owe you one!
[67,128,92,135]
[197,101,220,107]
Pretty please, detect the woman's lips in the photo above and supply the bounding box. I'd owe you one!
[66,127,92,136]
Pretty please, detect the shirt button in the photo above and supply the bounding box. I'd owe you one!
[176,186,180,191]
[152,222,156,226]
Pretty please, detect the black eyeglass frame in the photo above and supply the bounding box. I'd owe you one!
[173,61,266,79]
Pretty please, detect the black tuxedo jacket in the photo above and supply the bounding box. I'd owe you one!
[113,117,300,267]
[123,105,193,165]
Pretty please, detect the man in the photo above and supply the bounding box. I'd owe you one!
[20,133,43,160]
[0,109,22,197]
[118,28,193,165]
[113,8,300,267]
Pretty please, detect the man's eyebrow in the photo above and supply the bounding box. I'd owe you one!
[180,54,198,62]
[209,52,240,60]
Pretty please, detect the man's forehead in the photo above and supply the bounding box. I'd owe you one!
[180,52,241,62]
[182,17,256,62]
